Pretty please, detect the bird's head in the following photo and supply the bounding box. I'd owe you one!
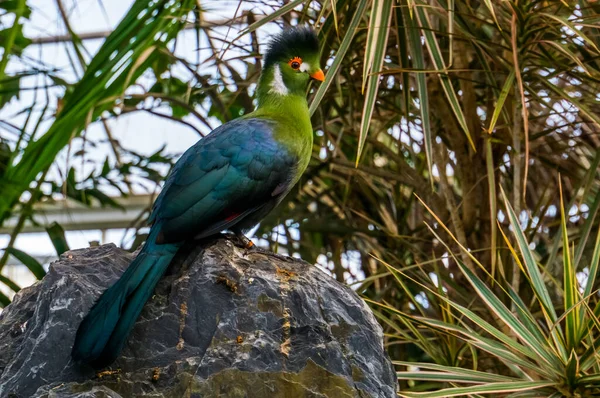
[259,27,323,100]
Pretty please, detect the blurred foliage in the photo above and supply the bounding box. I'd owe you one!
[1,0,600,395]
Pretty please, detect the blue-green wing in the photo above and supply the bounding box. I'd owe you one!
[150,118,298,243]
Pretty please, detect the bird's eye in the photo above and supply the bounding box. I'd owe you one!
[288,56,302,70]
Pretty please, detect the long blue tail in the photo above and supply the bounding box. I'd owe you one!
[72,228,180,368]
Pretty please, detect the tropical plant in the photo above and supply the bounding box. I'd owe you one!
[370,190,600,397]
[0,0,196,301]
[1,0,600,395]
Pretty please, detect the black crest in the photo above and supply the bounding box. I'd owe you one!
[263,26,319,68]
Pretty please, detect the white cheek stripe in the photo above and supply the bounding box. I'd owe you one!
[299,62,311,72]
[270,64,289,95]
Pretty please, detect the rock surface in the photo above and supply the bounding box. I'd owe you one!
[0,239,396,397]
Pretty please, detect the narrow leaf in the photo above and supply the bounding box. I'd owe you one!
[404,5,433,183]
[46,222,70,256]
[500,188,557,322]
[488,70,515,134]
[399,381,554,398]
[6,247,46,280]
[415,4,475,150]
[309,0,369,115]
[237,0,305,36]
[0,274,20,293]
[0,290,10,307]
[357,0,393,164]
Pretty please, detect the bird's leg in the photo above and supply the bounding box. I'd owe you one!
[231,231,291,261]
[233,231,256,253]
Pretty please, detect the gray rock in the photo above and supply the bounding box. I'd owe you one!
[0,239,397,397]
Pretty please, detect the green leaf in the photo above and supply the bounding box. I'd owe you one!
[487,70,515,134]
[485,138,497,275]
[482,0,500,29]
[578,226,600,340]
[397,371,510,384]
[403,6,433,183]
[0,290,10,307]
[500,188,557,323]
[0,274,20,293]
[237,0,306,36]
[394,361,516,382]
[500,188,567,361]
[0,0,196,225]
[6,247,46,280]
[574,189,600,267]
[46,222,70,256]
[0,0,32,18]
[540,13,600,54]
[559,183,579,350]
[455,259,562,371]
[540,79,600,130]
[309,0,369,116]
[0,25,32,55]
[0,74,22,108]
[398,381,554,398]
[414,3,475,151]
[582,226,600,301]
[546,152,600,269]
[357,0,393,164]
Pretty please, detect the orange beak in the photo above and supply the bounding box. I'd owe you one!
[310,69,325,82]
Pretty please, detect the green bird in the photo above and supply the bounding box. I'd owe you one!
[72,27,324,369]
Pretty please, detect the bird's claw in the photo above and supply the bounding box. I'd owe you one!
[242,239,256,256]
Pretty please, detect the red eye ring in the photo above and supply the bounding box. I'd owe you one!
[288,56,302,70]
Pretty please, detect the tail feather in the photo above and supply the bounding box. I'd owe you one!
[72,230,179,368]
[95,254,172,365]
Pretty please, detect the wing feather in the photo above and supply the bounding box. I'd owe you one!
[150,118,298,243]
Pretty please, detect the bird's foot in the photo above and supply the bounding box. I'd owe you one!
[231,231,257,255]
[228,232,292,261]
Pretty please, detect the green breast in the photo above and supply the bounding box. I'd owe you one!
[246,94,313,181]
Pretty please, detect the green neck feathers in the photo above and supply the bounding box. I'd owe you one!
[252,63,311,133]
[243,27,322,164]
